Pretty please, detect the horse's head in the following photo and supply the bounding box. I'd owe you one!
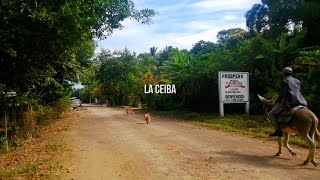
[257,94,278,123]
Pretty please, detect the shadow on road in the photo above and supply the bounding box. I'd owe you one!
[136,122,147,125]
[215,150,317,171]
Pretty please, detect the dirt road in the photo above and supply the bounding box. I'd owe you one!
[62,106,320,180]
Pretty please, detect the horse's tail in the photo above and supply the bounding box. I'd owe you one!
[315,120,320,141]
[316,127,320,141]
[309,109,320,141]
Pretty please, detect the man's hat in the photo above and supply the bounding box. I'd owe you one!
[283,67,292,74]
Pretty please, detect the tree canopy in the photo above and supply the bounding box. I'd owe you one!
[0,0,156,104]
[2,0,319,116]
[80,0,320,115]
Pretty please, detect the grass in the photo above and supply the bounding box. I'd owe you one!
[0,162,61,179]
[190,114,272,138]
[0,163,40,179]
[148,110,312,148]
[193,114,314,147]
[46,138,64,151]
[0,131,66,179]
[0,145,64,179]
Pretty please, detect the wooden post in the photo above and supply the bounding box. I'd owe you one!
[5,110,9,151]
[29,103,35,138]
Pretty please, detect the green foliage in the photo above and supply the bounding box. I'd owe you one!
[0,0,156,154]
[246,0,320,45]
[0,0,156,103]
[190,40,216,56]
[78,0,320,116]
[92,49,142,106]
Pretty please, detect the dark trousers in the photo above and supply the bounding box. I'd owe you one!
[268,104,286,130]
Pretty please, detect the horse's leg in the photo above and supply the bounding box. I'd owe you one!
[309,131,318,167]
[276,136,282,156]
[302,134,316,166]
[283,133,296,156]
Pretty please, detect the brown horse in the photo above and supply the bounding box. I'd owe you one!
[258,94,320,167]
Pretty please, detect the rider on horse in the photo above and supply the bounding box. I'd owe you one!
[268,67,308,137]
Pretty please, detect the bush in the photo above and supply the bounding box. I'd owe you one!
[36,105,56,126]
[250,102,263,115]
[22,111,38,138]
[182,112,201,120]
[53,97,71,117]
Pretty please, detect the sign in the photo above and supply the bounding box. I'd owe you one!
[218,71,250,116]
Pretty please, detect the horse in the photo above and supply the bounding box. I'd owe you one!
[257,94,320,167]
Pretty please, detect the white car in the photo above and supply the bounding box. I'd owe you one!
[71,97,82,109]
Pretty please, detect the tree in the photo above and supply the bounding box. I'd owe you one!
[217,28,256,49]
[245,0,320,45]
[94,49,143,106]
[273,30,306,70]
[190,40,216,55]
[0,0,156,104]
[137,53,158,73]
[156,46,175,66]
[149,46,158,57]
[238,35,279,98]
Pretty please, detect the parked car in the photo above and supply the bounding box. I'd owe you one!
[71,97,82,109]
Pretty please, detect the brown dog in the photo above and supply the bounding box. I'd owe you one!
[144,113,151,125]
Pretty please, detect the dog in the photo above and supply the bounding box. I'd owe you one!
[126,107,131,115]
[144,113,151,125]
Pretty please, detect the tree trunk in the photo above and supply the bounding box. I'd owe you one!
[28,103,35,138]
[5,110,9,151]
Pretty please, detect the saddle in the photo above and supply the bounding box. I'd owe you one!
[278,105,305,124]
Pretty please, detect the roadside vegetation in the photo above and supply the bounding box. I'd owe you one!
[79,0,320,119]
[0,112,75,179]
[0,0,156,152]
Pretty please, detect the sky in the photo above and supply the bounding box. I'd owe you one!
[95,0,261,55]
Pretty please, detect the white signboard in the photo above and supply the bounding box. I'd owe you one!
[218,71,249,116]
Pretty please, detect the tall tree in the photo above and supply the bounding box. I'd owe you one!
[0,0,156,103]
[190,40,216,56]
[150,46,158,57]
[245,0,320,45]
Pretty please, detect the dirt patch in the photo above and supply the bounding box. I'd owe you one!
[0,112,77,179]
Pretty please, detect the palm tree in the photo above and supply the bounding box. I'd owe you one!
[149,46,157,57]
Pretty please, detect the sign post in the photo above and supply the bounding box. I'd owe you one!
[218,71,249,117]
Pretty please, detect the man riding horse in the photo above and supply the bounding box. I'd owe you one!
[268,67,308,137]
[258,67,319,166]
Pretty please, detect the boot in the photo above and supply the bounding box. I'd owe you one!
[269,130,283,137]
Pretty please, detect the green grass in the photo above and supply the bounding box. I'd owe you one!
[190,114,311,147]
